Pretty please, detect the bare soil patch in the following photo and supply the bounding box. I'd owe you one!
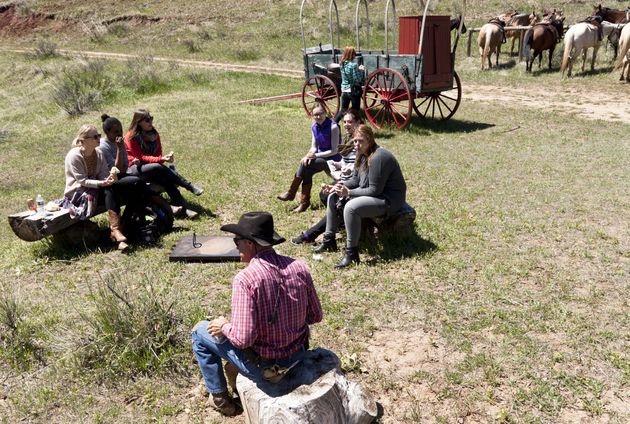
[0,4,66,36]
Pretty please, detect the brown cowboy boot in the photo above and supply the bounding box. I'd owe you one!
[292,183,312,213]
[107,210,127,244]
[277,175,302,201]
[210,391,241,417]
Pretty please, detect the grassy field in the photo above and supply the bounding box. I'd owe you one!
[1,1,629,423]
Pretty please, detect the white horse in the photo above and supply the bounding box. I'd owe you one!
[615,22,630,81]
[561,21,625,77]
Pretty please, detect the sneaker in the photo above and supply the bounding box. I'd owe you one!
[191,186,204,196]
[210,391,241,417]
[291,233,312,245]
[185,209,199,219]
[171,205,183,215]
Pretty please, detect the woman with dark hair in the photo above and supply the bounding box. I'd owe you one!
[277,104,341,213]
[333,46,364,123]
[315,125,407,268]
[124,109,203,219]
[292,109,363,244]
[64,125,128,249]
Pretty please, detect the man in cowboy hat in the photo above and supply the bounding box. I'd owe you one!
[191,211,323,416]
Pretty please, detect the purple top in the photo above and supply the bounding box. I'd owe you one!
[312,118,342,161]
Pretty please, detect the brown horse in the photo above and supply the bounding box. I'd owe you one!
[593,4,630,24]
[593,4,630,58]
[506,11,539,56]
[478,18,506,69]
[523,13,565,72]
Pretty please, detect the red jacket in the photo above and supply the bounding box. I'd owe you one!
[124,131,163,164]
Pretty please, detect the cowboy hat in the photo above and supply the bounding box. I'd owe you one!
[220,212,285,246]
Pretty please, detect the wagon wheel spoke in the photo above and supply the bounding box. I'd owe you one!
[415,96,431,108]
[434,96,445,119]
[437,93,458,102]
[436,95,454,115]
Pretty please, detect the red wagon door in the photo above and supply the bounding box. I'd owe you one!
[399,15,453,92]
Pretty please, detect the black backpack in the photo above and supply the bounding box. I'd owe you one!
[124,201,174,244]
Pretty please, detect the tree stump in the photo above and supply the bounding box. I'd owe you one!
[237,348,377,424]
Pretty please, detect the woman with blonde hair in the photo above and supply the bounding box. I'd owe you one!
[64,124,128,249]
[333,46,365,123]
[124,109,202,219]
[315,125,407,268]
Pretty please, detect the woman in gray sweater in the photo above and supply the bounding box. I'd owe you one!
[314,124,406,268]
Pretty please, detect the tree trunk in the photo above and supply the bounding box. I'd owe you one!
[237,348,378,424]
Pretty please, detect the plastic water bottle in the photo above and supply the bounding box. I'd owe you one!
[36,194,44,213]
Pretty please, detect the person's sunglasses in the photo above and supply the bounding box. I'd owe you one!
[91,133,101,139]
[233,236,246,245]
[143,116,153,123]
[313,112,325,117]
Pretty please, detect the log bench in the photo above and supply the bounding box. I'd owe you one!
[8,184,167,242]
[236,348,377,424]
[363,202,417,237]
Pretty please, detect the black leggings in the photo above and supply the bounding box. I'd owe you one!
[129,163,193,207]
[100,174,152,214]
[295,158,329,186]
[334,92,362,123]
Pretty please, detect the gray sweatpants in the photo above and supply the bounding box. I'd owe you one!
[325,194,388,248]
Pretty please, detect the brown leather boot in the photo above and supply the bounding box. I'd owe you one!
[210,391,241,416]
[277,175,302,201]
[107,210,127,243]
[292,183,312,213]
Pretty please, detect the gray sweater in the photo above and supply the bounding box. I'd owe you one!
[345,146,406,214]
[64,147,109,198]
[99,137,128,172]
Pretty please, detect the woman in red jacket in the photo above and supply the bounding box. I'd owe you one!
[125,109,203,218]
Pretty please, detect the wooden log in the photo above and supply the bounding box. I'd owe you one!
[370,202,416,233]
[8,209,77,242]
[237,348,378,424]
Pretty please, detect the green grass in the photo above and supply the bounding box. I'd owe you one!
[0,1,629,422]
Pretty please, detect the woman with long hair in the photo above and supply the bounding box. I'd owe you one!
[333,46,364,123]
[64,124,127,249]
[314,125,407,268]
[124,109,203,218]
[277,104,341,213]
[291,109,363,244]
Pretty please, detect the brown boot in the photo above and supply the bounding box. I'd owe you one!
[107,210,127,243]
[292,183,312,213]
[277,175,302,201]
[210,391,241,417]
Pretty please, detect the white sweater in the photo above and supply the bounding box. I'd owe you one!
[64,147,109,198]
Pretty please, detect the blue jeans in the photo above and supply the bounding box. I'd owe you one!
[191,320,304,394]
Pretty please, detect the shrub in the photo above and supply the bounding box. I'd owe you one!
[51,59,113,115]
[0,289,47,370]
[29,40,58,59]
[0,127,8,143]
[81,20,108,43]
[73,273,188,379]
[120,56,167,95]
[182,39,202,53]
[107,22,129,38]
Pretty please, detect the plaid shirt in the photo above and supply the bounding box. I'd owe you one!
[221,249,323,359]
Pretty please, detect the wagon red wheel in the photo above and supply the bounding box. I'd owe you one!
[413,71,461,120]
[363,68,412,130]
[302,75,339,118]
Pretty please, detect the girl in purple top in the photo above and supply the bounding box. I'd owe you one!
[277,104,341,213]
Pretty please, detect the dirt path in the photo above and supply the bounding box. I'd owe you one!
[5,48,630,124]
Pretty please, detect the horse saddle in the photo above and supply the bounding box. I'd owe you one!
[488,18,507,43]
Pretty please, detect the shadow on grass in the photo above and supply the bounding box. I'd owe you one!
[360,227,437,263]
[529,66,558,76]
[406,117,495,135]
[185,200,216,219]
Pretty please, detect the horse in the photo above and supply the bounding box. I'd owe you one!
[593,4,629,24]
[478,18,506,69]
[615,20,630,81]
[593,4,630,58]
[561,21,625,77]
[523,13,565,71]
[506,11,539,56]
[450,16,467,34]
